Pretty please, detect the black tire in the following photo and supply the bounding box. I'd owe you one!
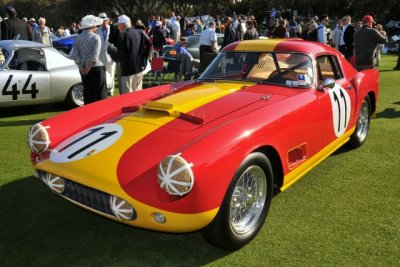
[348,95,371,148]
[202,152,274,251]
[67,83,84,107]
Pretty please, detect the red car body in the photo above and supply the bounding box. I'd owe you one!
[28,39,379,250]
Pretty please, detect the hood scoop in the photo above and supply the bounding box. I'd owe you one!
[141,101,204,125]
[120,82,263,128]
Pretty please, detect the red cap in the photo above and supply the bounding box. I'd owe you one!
[362,15,375,24]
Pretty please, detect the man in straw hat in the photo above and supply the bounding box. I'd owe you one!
[71,15,107,104]
[175,37,194,80]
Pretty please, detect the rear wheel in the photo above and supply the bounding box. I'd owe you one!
[202,152,274,251]
[67,83,84,107]
[348,95,371,148]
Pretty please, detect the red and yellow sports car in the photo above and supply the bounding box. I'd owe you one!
[28,39,379,251]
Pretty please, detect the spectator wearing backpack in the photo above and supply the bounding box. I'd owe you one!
[339,15,355,61]
[316,14,329,44]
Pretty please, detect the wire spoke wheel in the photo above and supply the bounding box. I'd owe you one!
[230,166,267,235]
[349,95,371,148]
[355,99,370,142]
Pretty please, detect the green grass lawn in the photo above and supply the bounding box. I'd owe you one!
[1,54,399,266]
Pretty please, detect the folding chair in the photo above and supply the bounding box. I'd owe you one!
[148,50,164,85]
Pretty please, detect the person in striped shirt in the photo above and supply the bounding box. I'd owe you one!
[71,15,107,104]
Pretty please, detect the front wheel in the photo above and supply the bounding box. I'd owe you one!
[202,152,274,251]
[348,95,371,148]
[67,83,84,107]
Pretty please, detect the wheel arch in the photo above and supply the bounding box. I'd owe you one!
[367,91,376,116]
[253,145,284,189]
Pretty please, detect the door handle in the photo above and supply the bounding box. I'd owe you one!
[345,85,353,90]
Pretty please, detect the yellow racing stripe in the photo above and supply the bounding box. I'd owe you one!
[235,39,283,52]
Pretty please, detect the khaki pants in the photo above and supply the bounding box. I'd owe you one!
[120,72,144,94]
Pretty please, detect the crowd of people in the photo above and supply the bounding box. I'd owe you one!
[1,5,400,105]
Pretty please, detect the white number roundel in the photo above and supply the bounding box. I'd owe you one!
[50,123,123,163]
[328,84,351,137]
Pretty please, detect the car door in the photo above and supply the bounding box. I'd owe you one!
[315,54,357,147]
[1,48,50,106]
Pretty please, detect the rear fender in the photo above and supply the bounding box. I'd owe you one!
[351,69,379,115]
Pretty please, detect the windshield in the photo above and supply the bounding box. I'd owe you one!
[199,51,314,87]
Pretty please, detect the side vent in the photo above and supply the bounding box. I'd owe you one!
[287,143,308,170]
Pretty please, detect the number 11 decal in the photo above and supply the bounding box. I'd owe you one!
[50,123,123,163]
[328,84,351,137]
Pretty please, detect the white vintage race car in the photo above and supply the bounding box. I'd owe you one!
[0,40,111,108]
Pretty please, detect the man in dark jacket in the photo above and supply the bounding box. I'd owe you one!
[108,10,120,46]
[221,17,236,49]
[354,15,387,71]
[339,15,355,61]
[152,20,166,53]
[0,6,31,40]
[112,15,152,94]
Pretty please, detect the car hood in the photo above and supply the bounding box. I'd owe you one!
[119,81,287,132]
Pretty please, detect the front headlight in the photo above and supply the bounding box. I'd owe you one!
[28,123,50,153]
[158,154,194,196]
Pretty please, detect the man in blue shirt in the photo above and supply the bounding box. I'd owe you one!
[316,14,329,44]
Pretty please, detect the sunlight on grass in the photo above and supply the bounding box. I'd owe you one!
[0,54,399,266]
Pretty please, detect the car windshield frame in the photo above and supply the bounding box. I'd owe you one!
[198,51,314,88]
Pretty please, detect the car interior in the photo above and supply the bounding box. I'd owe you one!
[8,48,46,72]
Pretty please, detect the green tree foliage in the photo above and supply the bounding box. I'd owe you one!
[0,0,398,29]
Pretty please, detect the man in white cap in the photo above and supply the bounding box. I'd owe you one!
[110,14,152,94]
[71,15,107,104]
[96,12,116,96]
[29,18,39,31]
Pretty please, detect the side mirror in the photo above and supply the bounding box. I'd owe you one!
[317,78,335,92]
[322,78,335,89]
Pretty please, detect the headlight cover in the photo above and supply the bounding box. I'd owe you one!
[28,123,50,153]
[158,154,194,196]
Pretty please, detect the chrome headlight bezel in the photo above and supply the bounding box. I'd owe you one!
[28,123,50,153]
[39,171,65,194]
[158,153,194,196]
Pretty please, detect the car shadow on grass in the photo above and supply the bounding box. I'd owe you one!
[376,107,400,119]
[0,177,229,267]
